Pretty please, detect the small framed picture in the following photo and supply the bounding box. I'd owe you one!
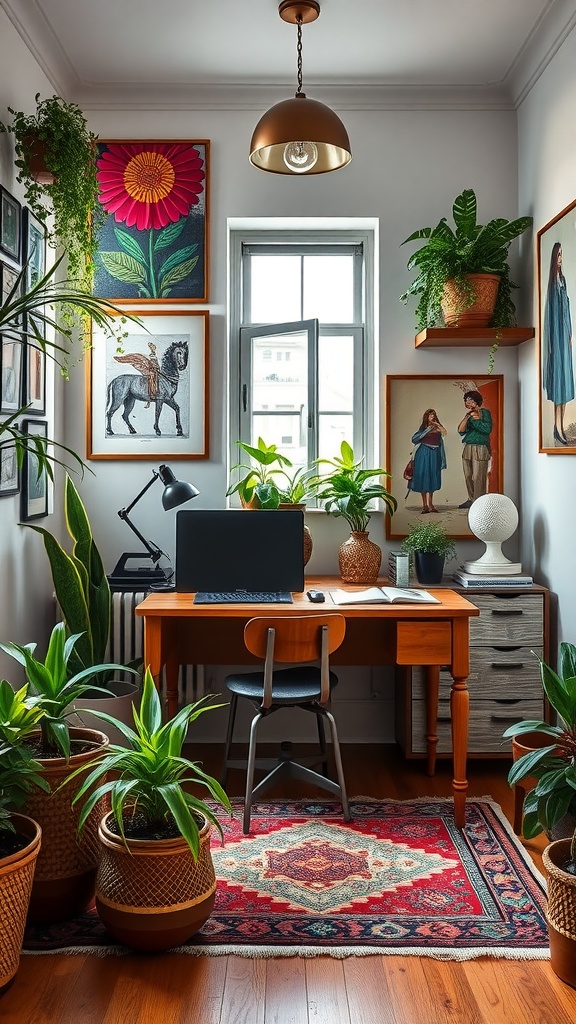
[25,340,46,413]
[22,207,46,291]
[0,337,23,413]
[20,419,49,521]
[0,259,21,307]
[0,186,22,264]
[0,437,20,497]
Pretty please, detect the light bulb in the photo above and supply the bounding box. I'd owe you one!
[283,141,318,173]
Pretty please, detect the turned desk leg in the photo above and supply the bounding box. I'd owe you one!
[425,666,439,778]
[450,675,469,829]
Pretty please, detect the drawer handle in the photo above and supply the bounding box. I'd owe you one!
[437,716,451,723]
[491,713,527,721]
[490,662,525,670]
[490,609,523,617]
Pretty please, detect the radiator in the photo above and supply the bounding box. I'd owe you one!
[109,590,205,704]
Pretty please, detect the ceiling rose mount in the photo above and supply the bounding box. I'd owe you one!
[249,0,352,175]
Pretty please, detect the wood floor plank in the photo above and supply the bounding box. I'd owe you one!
[305,957,351,1024]
[462,959,576,1024]
[0,953,88,1024]
[343,956,399,1023]
[219,956,266,1024]
[264,957,308,1024]
[420,959,483,1024]
[176,955,228,1024]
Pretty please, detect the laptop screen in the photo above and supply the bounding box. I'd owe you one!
[175,509,305,593]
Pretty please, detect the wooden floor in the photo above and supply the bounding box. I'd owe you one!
[3,744,576,1024]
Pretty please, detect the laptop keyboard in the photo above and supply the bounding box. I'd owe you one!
[194,591,293,604]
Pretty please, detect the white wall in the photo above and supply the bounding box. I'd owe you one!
[518,23,576,650]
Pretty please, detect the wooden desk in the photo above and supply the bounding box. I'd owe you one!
[136,576,479,827]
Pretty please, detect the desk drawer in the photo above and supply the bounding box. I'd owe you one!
[411,647,543,701]
[411,698,543,754]
[469,594,543,645]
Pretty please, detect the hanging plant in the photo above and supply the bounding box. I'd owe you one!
[0,94,103,290]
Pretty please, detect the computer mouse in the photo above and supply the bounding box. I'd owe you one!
[307,590,325,603]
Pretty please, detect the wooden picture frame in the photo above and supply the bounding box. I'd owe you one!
[20,418,49,520]
[385,374,504,539]
[0,339,23,414]
[22,207,47,293]
[93,140,209,303]
[537,198,576,453]
[25,340,46,414]
[87,310,209,460]
[0,186,21,264]
[0,436,20,497]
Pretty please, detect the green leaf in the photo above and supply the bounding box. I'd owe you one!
[154,219,187,250]
[158,245,198,277]
[159,255,199,291]
[113,228,146,264]
[98,252,148,284]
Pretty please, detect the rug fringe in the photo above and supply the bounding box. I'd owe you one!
[22,944,551,961]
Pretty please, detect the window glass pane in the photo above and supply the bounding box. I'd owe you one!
[318,336,354,412]
[251,329,308,466]
[303,255,354,322]
[250,256,301,322]
[252,414,307,468]
[318,414,353,464]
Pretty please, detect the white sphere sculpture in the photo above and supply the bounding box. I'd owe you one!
[463,493,522,575]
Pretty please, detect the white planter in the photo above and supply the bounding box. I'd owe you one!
[69,679,140,746]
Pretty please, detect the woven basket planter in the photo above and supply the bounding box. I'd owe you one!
[95,811,217,952]
[441,273,500,327]
[0,814,41,992]
[338,531,382,583]
[23,728,109,924]
[542,839,576,989]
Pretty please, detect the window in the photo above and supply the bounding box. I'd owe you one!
[229,229,376,489]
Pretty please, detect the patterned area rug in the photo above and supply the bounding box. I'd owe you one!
[23,798,549,959]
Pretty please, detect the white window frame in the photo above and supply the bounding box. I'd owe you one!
[228,224,377,496]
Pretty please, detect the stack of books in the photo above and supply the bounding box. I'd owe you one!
[388,550,410,586]
[453,569,534,588]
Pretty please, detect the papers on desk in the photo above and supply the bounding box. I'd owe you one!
[330,586,440,605]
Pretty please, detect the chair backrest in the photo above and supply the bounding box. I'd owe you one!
[244,614,346,663]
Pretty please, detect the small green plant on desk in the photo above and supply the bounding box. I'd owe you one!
[226,437,292,508]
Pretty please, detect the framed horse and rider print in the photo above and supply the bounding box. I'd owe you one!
[87,310,209,459]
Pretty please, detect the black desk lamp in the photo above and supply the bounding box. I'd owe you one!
[108,464,199,590]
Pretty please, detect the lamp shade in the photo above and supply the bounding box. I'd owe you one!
[249,92,352,174]
[158,465,199,510]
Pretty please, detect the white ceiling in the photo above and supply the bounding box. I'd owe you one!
[1,0,574,108]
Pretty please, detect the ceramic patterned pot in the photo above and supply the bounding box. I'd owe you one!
[338,531,381,583]
[441,273,500,327]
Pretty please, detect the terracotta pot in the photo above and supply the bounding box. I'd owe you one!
[23,728,109,923]
[338,531,381,583]
[441,273,501,327]
[0,814,41,993]
[95,811,217,952]
[414,551,445,585]
[22,134,55,185]
[543,839,576,988]
[511,731,567,836]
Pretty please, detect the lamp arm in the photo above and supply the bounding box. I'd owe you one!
[121,470,159,516]
[117,508,163,564]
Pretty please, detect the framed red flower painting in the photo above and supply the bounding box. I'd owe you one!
[93,140,209,303]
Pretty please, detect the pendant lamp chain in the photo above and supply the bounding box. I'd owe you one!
[296,16,304,96]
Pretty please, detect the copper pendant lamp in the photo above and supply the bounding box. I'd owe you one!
[249,0,352,175]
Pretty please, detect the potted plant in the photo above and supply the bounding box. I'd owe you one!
[226,437,292,508]
[400,188,533,337]
[67,669,232,952]
[0,680,47,991]
[27,473,141,743]
[401,521,457,584]
[277,466,317,565]
[0,94,102,289]
[0,255,138,476]
[313,441,397,583]
[503,642,576,987]
[0,623,137,923]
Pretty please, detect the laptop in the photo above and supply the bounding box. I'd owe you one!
[175,509,305,602]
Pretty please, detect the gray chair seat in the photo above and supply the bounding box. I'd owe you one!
[225,666,339,704]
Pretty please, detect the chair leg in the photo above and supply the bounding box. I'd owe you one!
[316,713,328,776]
[323,708,350,821]
[243,709,264,834]
[221,692,238,787]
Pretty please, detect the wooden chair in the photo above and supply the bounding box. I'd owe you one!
[222,614,350,833]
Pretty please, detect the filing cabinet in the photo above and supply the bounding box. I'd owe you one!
[395,584,550,758]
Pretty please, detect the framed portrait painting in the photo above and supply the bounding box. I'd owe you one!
[537,198,576,453]
[0,438,20,497]
[92,140,209,303]
[0,337,23,414]
[0,186,21,264]
[20,419,49,521]
[87,310,209,460]
[385,374,504,539]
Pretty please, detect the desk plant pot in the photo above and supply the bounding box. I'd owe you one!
[23,727,109,923]
[413,551,445,585]
[401,522,457,586]
[338,530,382,583]
[542,838,576,989]
[0,814,42,992]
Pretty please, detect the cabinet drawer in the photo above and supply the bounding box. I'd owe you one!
[412,648,543,701]
[411,699,544,753]
[469,594,543,645]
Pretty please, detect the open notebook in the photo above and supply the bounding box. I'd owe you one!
[330,586,440,605]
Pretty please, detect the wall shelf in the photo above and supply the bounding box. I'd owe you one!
[415,327,535,349]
